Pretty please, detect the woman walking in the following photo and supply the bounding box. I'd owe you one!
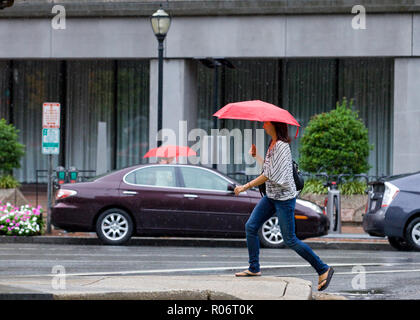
[234,121,334,291]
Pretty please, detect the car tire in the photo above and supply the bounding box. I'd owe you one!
[96,209,134,245]
[404,217,420,251]
[388,236,412,251]
[258,216,286,249]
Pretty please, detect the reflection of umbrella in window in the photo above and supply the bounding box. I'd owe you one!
[143,145,197,158]
[213,100,300,138]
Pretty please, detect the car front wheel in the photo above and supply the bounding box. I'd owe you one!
[405,217,420,251]
[96,209,134,245]
[258,217,285,248]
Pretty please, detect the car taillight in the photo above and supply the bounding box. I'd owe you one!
[56,189,77,200]
[381,182,399,207]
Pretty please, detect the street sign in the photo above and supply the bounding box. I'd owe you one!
[42,128,60,155]
[42,102,60,155]
[41,102,61,235]
[42,102,60,129]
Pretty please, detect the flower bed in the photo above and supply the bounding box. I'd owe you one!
[0,201,44,236]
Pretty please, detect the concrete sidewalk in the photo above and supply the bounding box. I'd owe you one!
[0,275,314,300]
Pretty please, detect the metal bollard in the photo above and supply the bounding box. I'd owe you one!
[316,172,343,234]
[326,182,342,233]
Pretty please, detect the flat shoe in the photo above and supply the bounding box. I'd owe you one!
[235,270,261,277]
[318,267,334,291]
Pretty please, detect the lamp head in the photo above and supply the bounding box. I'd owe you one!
[150,8,171,39]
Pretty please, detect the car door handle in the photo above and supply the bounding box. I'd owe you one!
[123,191,138,195]
[184,194,198,199]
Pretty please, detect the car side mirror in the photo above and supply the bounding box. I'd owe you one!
[227,183,236,193]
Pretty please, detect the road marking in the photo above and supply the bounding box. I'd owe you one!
[0,262,404,278]
[0,252,398,260]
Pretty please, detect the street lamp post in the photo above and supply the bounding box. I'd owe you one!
[150,7,171,147]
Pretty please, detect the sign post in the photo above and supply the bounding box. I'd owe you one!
[42,103,60,234]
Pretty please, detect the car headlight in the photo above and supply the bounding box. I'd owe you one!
[297,199,324,215]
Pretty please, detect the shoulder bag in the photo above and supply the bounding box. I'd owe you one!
[258,160,304,197]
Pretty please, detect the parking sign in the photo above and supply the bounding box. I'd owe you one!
[42,128,60,155]
[42,102,60,155]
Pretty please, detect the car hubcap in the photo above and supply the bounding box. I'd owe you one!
[411,222,420,246]
[101,213,129,241]
[262,217,283,245]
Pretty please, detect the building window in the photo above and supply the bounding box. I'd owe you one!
[197,58,394,178]
[0,60,150,183]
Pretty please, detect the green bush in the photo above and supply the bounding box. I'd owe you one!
[0,118,25,183]
[301,178,367,195]
[299,98,372,176]
[301,179,328,195]
[0,175,20,189]
[339,180,366,195]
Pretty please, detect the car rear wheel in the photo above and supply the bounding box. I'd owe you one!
[258,217,285,248]
[96,209,133,245]
[405,217,420,251]
[388,236,412,251]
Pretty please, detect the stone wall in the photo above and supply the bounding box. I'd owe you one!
[0,188,29,208]
[300,193,368,224]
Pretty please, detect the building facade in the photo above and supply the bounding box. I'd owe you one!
[0,0,418,183]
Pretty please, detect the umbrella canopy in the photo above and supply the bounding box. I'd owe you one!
[213,100,300,137]
[213,100,300,126]
[143,145,197,158]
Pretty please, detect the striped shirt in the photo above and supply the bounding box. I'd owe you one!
[262,140,297,201]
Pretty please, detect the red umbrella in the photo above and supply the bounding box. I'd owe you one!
[213,100,300,138]
[143,145,197,158]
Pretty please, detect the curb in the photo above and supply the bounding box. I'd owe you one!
[0,293,54,300]
[0,276,313,300]
[52,290,240,300]
[0,235,393,251]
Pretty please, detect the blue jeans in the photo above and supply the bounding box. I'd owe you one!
[245,195,329,275]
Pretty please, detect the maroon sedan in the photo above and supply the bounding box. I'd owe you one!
[52,164,329,247]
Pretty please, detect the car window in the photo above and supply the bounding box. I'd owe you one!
[180,167,230,191]
[125,166,176,187]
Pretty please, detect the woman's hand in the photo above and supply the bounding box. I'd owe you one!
[234,185,246,196]
[248,144,257,158]
[249,144,265,166]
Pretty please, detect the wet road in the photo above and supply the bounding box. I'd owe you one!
[0,243,419,300]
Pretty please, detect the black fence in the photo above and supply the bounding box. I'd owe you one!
[35,169,96,207]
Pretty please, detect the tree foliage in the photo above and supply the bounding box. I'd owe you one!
[299,98,372,176]
[0,118,25,176]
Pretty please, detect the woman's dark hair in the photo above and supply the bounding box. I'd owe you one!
[271,121,291,144]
